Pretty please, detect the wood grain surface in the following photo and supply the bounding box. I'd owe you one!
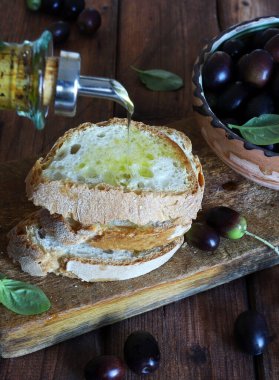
[0,1,279,379]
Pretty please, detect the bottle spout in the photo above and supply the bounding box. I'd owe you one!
[78,77,134,116]
[54,50,134,118]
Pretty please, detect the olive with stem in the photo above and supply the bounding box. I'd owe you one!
[205,206,279,255]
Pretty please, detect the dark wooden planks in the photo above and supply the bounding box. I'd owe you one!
[115,0,220,124]
[217,0,279,30]
[247,269,279,380]
[101,280,255,380]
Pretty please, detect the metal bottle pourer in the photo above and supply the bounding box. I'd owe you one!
[0,31,133,129]
[54,50,134,118]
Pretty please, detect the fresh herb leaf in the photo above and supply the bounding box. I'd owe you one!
[131,66,183,91]
[228,114,279,145]
[0,278,51,315]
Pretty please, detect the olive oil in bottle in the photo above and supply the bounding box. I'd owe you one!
[0,31,135,137]
[0,31,53,130]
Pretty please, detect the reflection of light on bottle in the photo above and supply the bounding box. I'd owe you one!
[0,32,134,132]
[0,31,53,130]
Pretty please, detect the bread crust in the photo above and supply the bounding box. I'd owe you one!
[11,209,190,251]
[26,118,204,226]
[7,219,183,281]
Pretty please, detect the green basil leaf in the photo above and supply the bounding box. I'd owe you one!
[131,66,183,91]
[228,114,279,145]
[0,279,51,315]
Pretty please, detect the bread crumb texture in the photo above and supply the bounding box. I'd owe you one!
[43,122,189,191]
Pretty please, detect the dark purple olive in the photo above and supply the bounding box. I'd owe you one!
[222,117,240,126]
[205,91,218,111]
[271,70,279,98]
[48,21,70,44]
[185,223,220,251]
[205,206,247,240]
[62,0,85,20]
[234,311,269,355]
[42,0,63,15]
[222,38,246,60]
[203,51,233,90]
[253,27,279,48]
[244,93,274,121]
[77,8,102,35]
[217,82,250,114]
[84,355,125,380]
[265,34,279,62]
[124,331,160,375]
[238,49,274,88]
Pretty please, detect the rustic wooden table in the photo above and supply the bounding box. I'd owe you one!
[0,1,279,379]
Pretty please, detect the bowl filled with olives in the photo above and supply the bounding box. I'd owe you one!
[192,16,279,190]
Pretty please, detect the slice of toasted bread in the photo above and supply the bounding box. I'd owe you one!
[26,118,204,226]
[12,209,190,251]
[7,212,183,281]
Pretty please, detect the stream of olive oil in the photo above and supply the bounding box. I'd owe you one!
[121,94,134,176]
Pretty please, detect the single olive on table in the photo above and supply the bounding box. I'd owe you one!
[62,0,85,20]
[41,0,63,15]
[202,26,279,153]
[77,8,102,35]
[184,223,220,251]
[234,311,269,355]
[48,21,71,44]
[124,331,160,375]
[84,355,125,380]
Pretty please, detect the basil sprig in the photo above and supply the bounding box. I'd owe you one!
[0,274,51,315]
[131,66,183,91]
[228,114,279,145]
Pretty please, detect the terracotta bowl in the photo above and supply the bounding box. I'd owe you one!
[192,16,279,190]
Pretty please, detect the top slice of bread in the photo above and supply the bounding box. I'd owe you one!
[26,118,204,226]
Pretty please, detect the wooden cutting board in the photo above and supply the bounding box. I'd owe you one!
[1,117,279,358]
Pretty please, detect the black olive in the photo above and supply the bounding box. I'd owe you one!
[77,8,102,35]
[42,0,63,15]
[205,206,247,240]
[234,310,269,355]
[185,222,220,251]
[253,28,279,48]
[62,0,85,20]
[222,38,246,60]
[203,51,233,90]
[84,355,125,380]
[244,93,274,121]
[265,34,279,62]
[217,82,250,115]
[124,331,160,375]
[238,49,274,88]
[48,21,71,44]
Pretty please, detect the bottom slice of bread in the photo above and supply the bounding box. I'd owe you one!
[7,214,184,281]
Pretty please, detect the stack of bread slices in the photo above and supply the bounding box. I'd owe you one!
[7,118,204,281]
